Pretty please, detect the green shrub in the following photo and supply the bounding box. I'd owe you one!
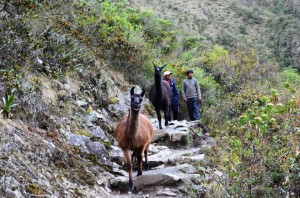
[281,68,300,88]
[221,90,299,196]
[239,26,247,35]
[182,36,200,50]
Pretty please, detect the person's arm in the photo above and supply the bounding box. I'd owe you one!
[182,80,187,101]
[195,80,202,102]
[172,79,179,96]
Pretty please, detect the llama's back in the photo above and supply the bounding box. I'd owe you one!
[162,81,172,104]
[149,84,157,104]
[149,81,172,107]
[115,114,153,149]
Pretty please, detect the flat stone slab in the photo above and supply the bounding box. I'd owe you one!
[148,147,203,163]
[133,164,197,190]
[151,120,197,144]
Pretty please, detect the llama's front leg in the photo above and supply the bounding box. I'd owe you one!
[123,150,134,191]
[155,107,162,129]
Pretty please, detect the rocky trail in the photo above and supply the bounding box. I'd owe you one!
[0,70,222,198]
[0,117,221,198]
[109,120,219,197]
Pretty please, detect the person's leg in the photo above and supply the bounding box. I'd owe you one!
[187,98,194,120]
[171,104,179,120]
[192,97,200,120]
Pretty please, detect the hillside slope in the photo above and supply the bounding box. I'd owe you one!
[129,0,300,71]
[1,0,299,197]
[129,0,271,49]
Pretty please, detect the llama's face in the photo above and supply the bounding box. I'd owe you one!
[154,64,167,75]
[154,66,162,75]
[131,94,143,112]
[130,87,145,112]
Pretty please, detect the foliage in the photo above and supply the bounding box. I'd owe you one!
[216,29,237,47]
[182,36,202,50]
[203,45,279,92]
[0,89,17,119]
[136,11,177,50]
[0,69,24,93]
[282,68,300,86]
[221,90,300,196]
[280,67,300,95]
[72,1,157,85]
[267,15,300,72]
[241,6,264,25]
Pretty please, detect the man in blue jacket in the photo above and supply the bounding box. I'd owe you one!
[164,71,179,121]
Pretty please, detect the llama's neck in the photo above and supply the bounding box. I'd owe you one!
[125,109,140,136]
[155,73,163,98]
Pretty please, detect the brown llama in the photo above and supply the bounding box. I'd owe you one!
[115,87,154,191]
[149,63,172,129]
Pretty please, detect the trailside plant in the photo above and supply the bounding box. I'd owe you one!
[1,89,17,119]
[222,90,300,197]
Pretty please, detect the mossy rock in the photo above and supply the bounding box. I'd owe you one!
[109,97,119,104]
[77,169,96,186]
[180,133,193,147]
[73,129,91,137]
[67,168,97,186]
[103,141,112,148]
[26,183,44,196]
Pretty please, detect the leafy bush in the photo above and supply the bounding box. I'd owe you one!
[182,36,201,50]
[203,46,279,92]
[281,68,300,88]
[0,69,24,94]
[221,90,300,196]
[73,1,153,86]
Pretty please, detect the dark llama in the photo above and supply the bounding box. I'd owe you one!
[149,63,172,129]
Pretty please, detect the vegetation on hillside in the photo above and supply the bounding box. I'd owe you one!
[1,0,299,197]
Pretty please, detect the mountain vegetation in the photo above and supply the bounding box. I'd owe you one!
[1,0,299,197]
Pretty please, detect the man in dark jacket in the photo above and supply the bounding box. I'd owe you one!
[164,71,179,120]
[182,69,201,121]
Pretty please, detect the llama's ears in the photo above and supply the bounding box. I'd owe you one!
[141,89,145,97]
[130,87,135,96]
[152,63,166,69]
[130,87,145,97]
[152,62,157,68]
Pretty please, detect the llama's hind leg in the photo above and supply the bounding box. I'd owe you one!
[131,150,136,165]
[144,145,149,170]
[136,149,143,176]
[164,109,169,127]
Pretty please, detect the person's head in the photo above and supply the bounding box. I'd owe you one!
[186,70,193,78]
[164,71,172,80]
